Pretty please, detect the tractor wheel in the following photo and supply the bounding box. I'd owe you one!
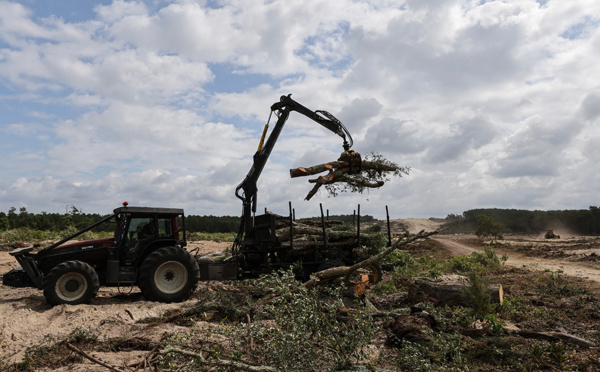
[364,263,383,284]
[43,261,99,305]
[138,247,200,303]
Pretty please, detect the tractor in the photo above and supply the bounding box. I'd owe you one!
[3,203,200,305]
[544,229,560,239]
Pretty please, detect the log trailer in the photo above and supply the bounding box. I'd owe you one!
[3,95,380,305]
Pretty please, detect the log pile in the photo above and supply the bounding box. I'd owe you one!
[290,153,410,200]
[273,217,384,260]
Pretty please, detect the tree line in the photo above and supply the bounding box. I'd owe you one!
[0,207,375,234]
[0,206,240,234]
[445,206,600,235]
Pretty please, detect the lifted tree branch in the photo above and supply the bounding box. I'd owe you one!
[290,153,410,200]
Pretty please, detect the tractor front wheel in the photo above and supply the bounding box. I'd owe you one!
[138,247,200,303]
[43,261,100,305]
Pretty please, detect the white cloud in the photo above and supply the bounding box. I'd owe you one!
[1,0,600,219]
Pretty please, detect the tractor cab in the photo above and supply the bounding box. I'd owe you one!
[113,205,186,264]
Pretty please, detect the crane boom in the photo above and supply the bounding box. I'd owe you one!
[233,94,357,255]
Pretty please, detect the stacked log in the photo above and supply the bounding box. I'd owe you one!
[272,217,383,260]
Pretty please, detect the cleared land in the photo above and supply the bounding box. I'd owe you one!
[1,221,600,370]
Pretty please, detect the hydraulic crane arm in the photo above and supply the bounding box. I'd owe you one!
[234,94,357,249]
[235,94,353,210]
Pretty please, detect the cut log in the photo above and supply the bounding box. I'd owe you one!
[290,160,401,179]
[289,154,409,200]
[517,330,595,348]
[412,275,503,306]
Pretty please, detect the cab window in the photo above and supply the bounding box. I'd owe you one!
[157,217,174,238]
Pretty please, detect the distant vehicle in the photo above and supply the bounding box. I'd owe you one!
[544,230,560,239]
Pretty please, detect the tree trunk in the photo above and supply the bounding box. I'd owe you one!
[303,230,437,288]
[411,275,503,306]
[290,160,400,178]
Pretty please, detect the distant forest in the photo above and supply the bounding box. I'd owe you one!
[445,206,600,235]
[0,206,374,234]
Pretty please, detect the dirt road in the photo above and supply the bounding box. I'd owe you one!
[371,218,600,282]
[433,235,600,283]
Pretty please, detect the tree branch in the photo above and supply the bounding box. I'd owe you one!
[303,230,437,289]
[159,346,279,371]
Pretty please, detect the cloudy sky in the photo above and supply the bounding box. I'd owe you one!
[0,0,599,220]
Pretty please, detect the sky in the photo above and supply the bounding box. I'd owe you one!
[0,0,599,220]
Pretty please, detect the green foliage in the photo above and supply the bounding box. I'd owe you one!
[185,215,240,233]
[380,332,467,371]
[364,224,381,233]
[446,246,505,273]
[1,228,46,245]
[464,271,493,319]
[498,296,523,320]
[370,281,398,296]
[537,269,590,297]
[475,215,505,244]
[385,250,418,268]
[528,342,567,367]
[233,269,377,370]
[330,222,355,231]
[0,226,112,247]
[187,231,236,242]
[0,213,9,231]
[324,152,410,197]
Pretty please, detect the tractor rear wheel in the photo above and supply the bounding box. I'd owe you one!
[43,261,100,305]
[138,247,200,303]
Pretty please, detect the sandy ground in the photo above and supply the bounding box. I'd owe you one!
[2,220,600,368]
[0,241,231,367]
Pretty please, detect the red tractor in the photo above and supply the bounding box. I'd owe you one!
[3,203,200,305]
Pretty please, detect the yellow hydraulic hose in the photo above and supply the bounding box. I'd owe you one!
[257,123,269,152]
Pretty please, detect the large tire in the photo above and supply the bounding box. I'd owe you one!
[138,247,200,303]
[43,261,99,305]
[365,262,383,284]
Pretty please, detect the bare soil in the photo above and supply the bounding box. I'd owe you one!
[0,241,231,369]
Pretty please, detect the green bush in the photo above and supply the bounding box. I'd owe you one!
[464,271,493,319]
[446,246,505,273]
[365,224,382,233]
[1,228,47,245]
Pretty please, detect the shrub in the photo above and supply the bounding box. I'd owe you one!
[464,271,493,319]
[446,246,505,273]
